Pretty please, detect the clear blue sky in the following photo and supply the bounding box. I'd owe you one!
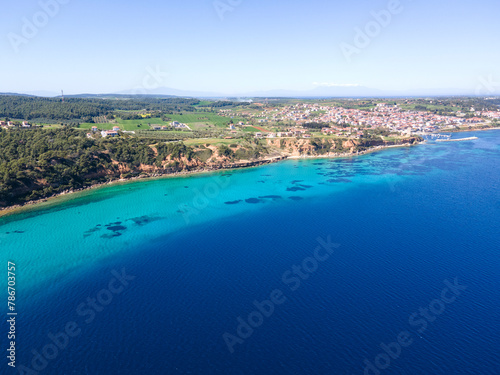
[1,0,499,94]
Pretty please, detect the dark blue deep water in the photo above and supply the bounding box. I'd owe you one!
[2,130,500,374]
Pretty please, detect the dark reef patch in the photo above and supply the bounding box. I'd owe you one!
[83,226,102,238]
[105,221,122,226]
[5,231,24,234]
[107,225,127,232]
[101,233,122,239]
[129,215,162,226]
[258,195,282,200]
[101,224,127,239]
[245,198,263,204]
[326,178,352,183]
[225,200,242,205]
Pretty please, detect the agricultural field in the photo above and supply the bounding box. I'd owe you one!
[39,123,65,129]
[164,112,245,128]
[184,138,246,147]
[399,104,460,112]
[79,118,164,131]
[193,100,214,107]
[241,126,262,132]
[79,112,245,131]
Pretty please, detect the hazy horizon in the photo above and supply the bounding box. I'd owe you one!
[1,0,499,96]
[3,85,500,98]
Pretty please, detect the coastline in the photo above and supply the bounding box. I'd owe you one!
[0,156,286,219]
[0,141,421,219]
[440,126,500,133]
[5,125,498,219]
[287,143,416,159]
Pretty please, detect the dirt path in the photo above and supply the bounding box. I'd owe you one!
[252,125,270,132]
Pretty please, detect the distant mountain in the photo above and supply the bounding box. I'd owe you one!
[115,85,408,98]
[238,86,500,98]
[240,86,386,98]
[1,91,58,97]
[0,92,34,97]
[127,85,390,98]
[64,93,178,99]
[1,86,499,99]
[400,88,481,97]
[24,91,59,97]
[116,87,225,98]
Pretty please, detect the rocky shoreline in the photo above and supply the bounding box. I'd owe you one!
[287,143,418,159]
[0,155,288,217]
[0,142,420,218]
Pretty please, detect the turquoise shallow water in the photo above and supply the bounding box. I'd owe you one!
[0,141,446,293]
[1,130,500,374]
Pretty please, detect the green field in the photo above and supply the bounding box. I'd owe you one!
[79,111,245,131]
[193,100,214,107]
[184,138,245,147]
[241,126,262,132]
[79,118,163,131]
[165,113,245,128]
[39,124,64,129]
[400,104,459,112]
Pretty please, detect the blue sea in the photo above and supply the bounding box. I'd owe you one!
[1,130,499,375]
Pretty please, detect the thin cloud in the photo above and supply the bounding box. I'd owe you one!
[312,82,361,87]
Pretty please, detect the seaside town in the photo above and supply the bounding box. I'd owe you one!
[1,98,499,142]
[218,101,500,139]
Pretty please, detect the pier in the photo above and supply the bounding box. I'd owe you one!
[436,137,478,142]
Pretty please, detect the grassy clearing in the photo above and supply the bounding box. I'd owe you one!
[380,136,403,142]
[79,119,160,131]
[79,112,245,131]
[165,112,245,128]
[40,124,64,129]
[400,104,459,112]
[194,100,213,107]
[242,126,262,132]
[184,138,245,147]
